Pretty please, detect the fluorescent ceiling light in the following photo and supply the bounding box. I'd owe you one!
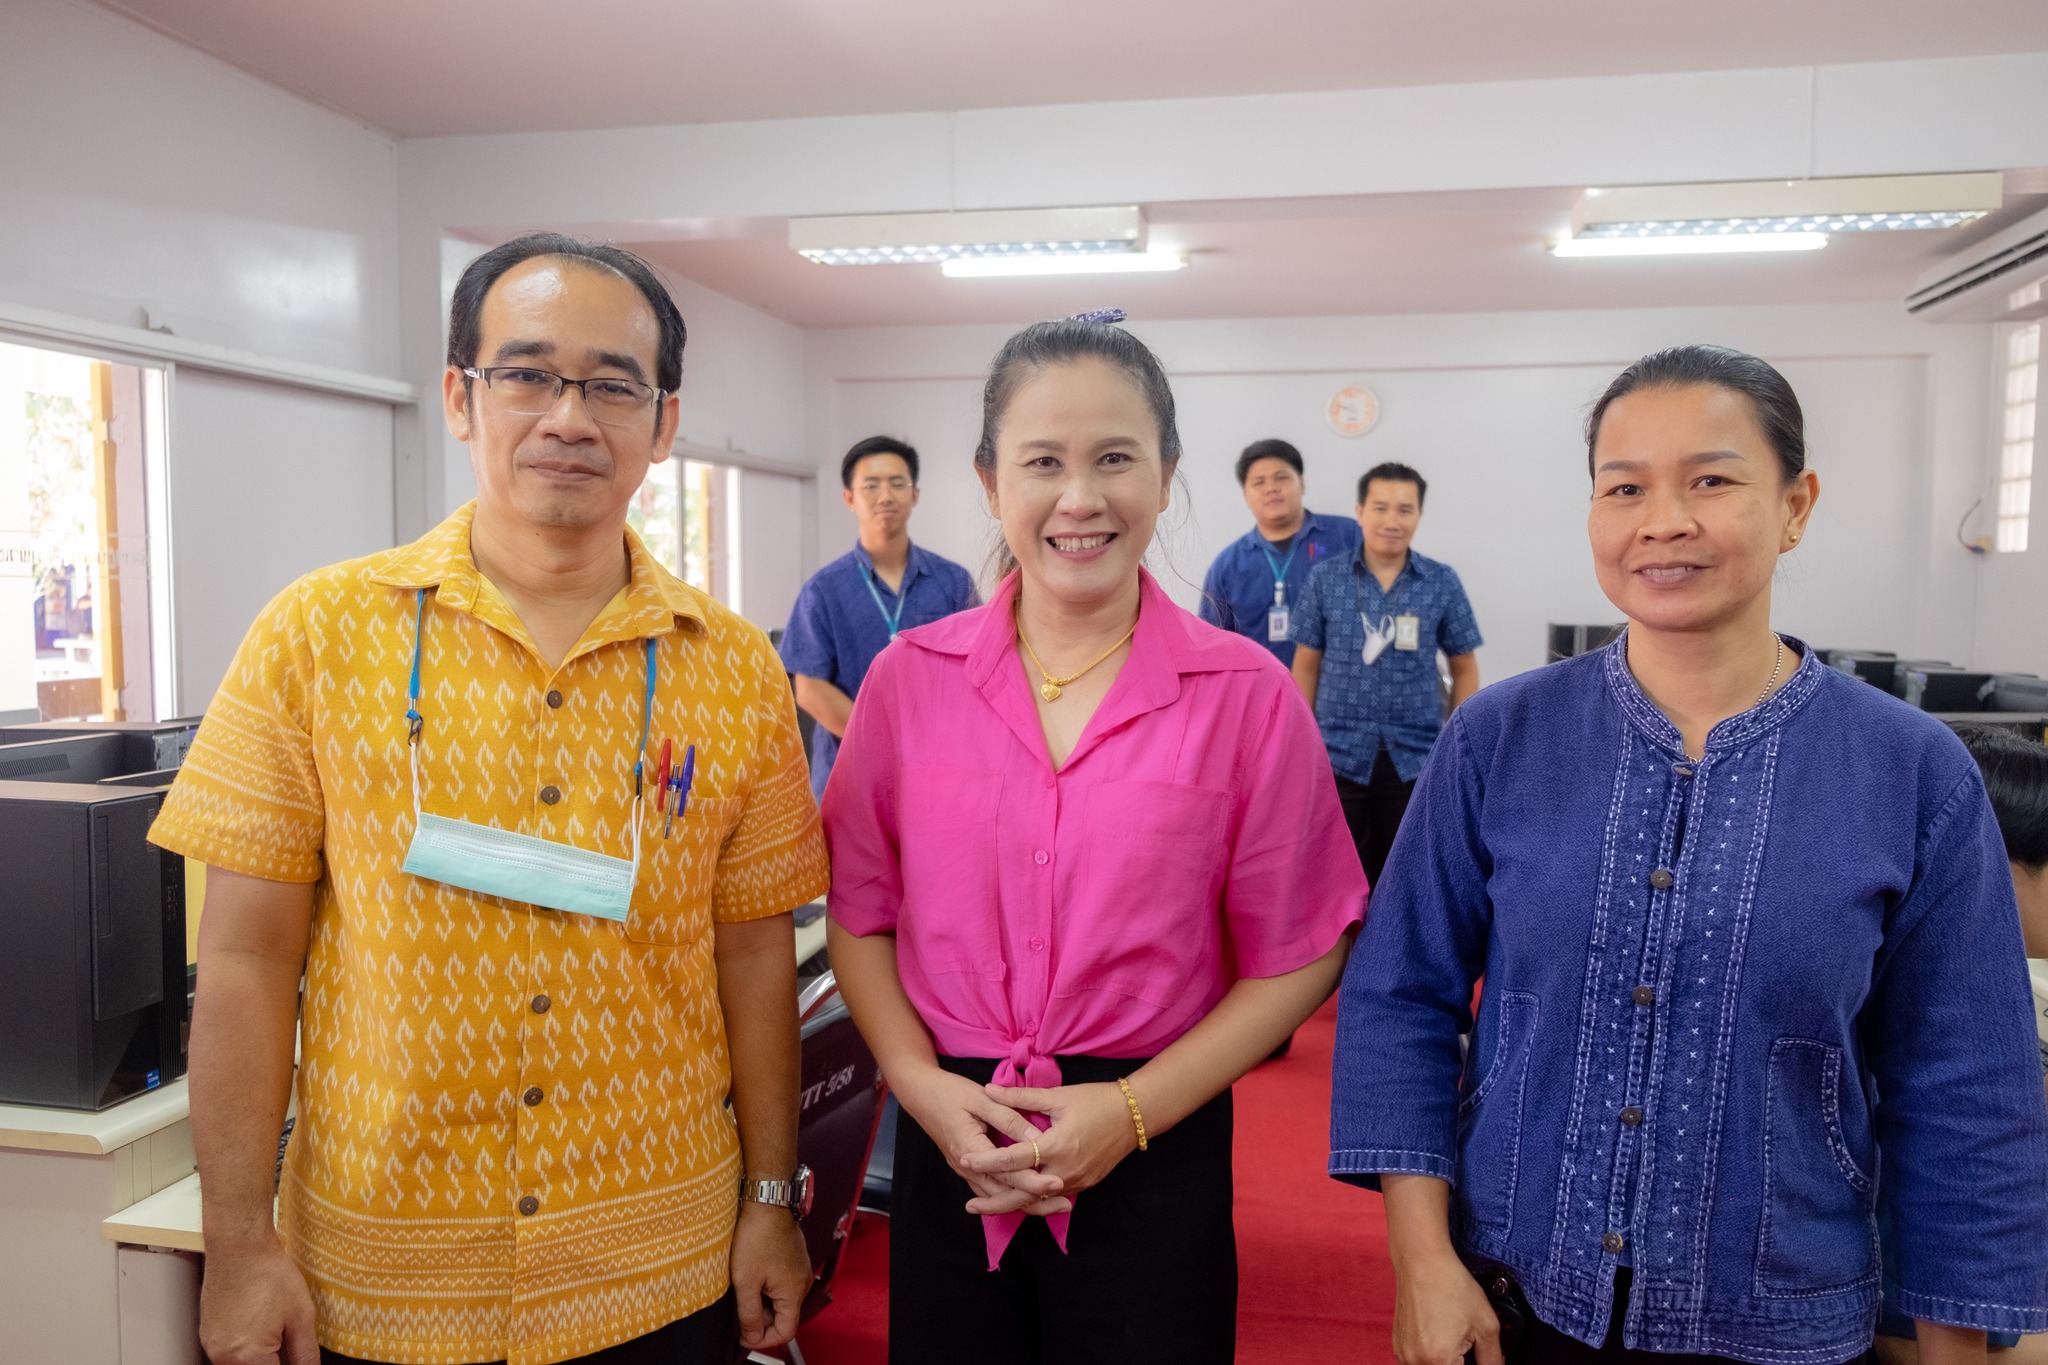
[1575,173,2002,239]
[941,249,1188,278]
[1552,234,1828,258]
[1580,211,1985,238]
[791,207,1145,265]
[802,241,1136,265]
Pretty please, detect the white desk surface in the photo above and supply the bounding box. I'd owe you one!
[0,1079,190,1155]
[103,1172,204,1252]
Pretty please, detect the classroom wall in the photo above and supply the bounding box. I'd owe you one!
[807,302,2002,681]
[1,0,400,375]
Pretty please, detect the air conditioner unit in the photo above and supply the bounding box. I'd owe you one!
[1904,203,2048,323]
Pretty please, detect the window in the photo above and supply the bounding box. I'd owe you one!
[1997,322,2040,554]
[628,457,742,608]
[0,341,170,722]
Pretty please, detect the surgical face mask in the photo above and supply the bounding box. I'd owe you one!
[398,589,656,921]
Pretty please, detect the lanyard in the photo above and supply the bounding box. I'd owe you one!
[859,562,907,640]
[406,588,658,796]
[1258,536,1300,597]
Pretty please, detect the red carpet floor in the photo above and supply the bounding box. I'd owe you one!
[793,999,1398,1363]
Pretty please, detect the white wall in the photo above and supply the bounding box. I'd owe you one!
[169,372,395,709]
[808,302,1997,681]
[2,0,400,376]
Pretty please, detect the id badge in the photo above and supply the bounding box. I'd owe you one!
[1395,614,1421,651]
[1267,605,1291,642]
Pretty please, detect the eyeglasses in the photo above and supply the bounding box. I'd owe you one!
[463,367,663,426]
[857,477,913,495]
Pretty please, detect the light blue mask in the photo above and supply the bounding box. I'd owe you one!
[398,590,657,921]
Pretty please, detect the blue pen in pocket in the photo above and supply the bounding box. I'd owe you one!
[663,743,696,838]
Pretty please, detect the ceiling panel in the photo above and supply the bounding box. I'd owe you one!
[96,0,2048,137]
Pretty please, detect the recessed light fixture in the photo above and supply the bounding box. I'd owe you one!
[1553,234,1829,258]
[941,248,1188,278]
[790,206,1148,267]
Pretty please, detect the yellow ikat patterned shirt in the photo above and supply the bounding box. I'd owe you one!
[149,503,830,1365]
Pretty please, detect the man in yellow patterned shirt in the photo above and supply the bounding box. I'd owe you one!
[151,235,831,1365]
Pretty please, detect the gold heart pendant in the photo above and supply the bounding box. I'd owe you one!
[1039,683,1062,702]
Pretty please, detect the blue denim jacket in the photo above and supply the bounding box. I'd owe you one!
[1330,639,2048,1361]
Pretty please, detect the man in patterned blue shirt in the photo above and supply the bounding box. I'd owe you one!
[779,436,977,797]
[1290,462,1481,885]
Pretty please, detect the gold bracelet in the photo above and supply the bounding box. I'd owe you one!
[1117,1076,1149,1152]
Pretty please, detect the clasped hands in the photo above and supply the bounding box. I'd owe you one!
[903,1068,1141,1218]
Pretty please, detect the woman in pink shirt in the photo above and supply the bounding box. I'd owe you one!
[823,312,1367,1363]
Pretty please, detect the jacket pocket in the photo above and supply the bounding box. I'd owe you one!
[1454,990,1538,1237]
[896,766,1005,976]
[1754,1038,1878,1298]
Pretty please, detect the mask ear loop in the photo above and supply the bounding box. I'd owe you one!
[406,588,427,826]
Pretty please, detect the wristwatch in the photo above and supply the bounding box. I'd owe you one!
[740,1164,815,1221]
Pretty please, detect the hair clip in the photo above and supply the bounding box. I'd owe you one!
[1067,308,1127,326]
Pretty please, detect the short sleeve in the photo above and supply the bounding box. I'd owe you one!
[777,575,838,683]
[1198,553,1234,631]
[820,648,905,936]
[1439,570,1483,657]
[949,564,982,613]
[1221,677,1365,977]
[1289,561,1332,650]
[149,581,326,883]
[711,641,831,922]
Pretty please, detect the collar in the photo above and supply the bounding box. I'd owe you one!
[1601,631,1824,757]
[1241,514,1332,552]
[369,501,707,659]
[902,568,1261,772]
[851,539,923,593]
[1352,547,1430,581]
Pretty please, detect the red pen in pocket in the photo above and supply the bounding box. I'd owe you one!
[652,738,672,816]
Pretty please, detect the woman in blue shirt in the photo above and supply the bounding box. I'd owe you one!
[1330,345,2048,1365]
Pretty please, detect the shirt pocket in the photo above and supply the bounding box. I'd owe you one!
[1066,781,1229,1008]
[1453,990,1538,1238]
[897,766,1006,977]
[1753,1038,1879,1298]
[625,794,745,946]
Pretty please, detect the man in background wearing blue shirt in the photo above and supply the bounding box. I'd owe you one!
[1291,461,1481,885]
[779,436,977,797]
[1199,438,1363,666]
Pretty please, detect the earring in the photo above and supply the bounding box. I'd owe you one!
[1789,532,1801,544]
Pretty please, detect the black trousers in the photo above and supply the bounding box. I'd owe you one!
[1335,743,1415,888]
[889,1055,1236,1365]
[319,1290,736,1365]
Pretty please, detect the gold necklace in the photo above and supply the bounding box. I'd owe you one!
[1755,635,1786,708]
[1016,612,1139,702]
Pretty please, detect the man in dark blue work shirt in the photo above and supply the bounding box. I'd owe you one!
[1198,438,1362,667]
[779,436,977,797]
[1291,461,1481,886]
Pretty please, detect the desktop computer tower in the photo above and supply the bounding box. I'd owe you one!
[0,780,188,1109]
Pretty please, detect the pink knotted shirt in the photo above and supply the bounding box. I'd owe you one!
[822,570,1366,1267]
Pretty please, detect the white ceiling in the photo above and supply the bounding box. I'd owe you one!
[96,0,2048,139]
[531,188,2045,329]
